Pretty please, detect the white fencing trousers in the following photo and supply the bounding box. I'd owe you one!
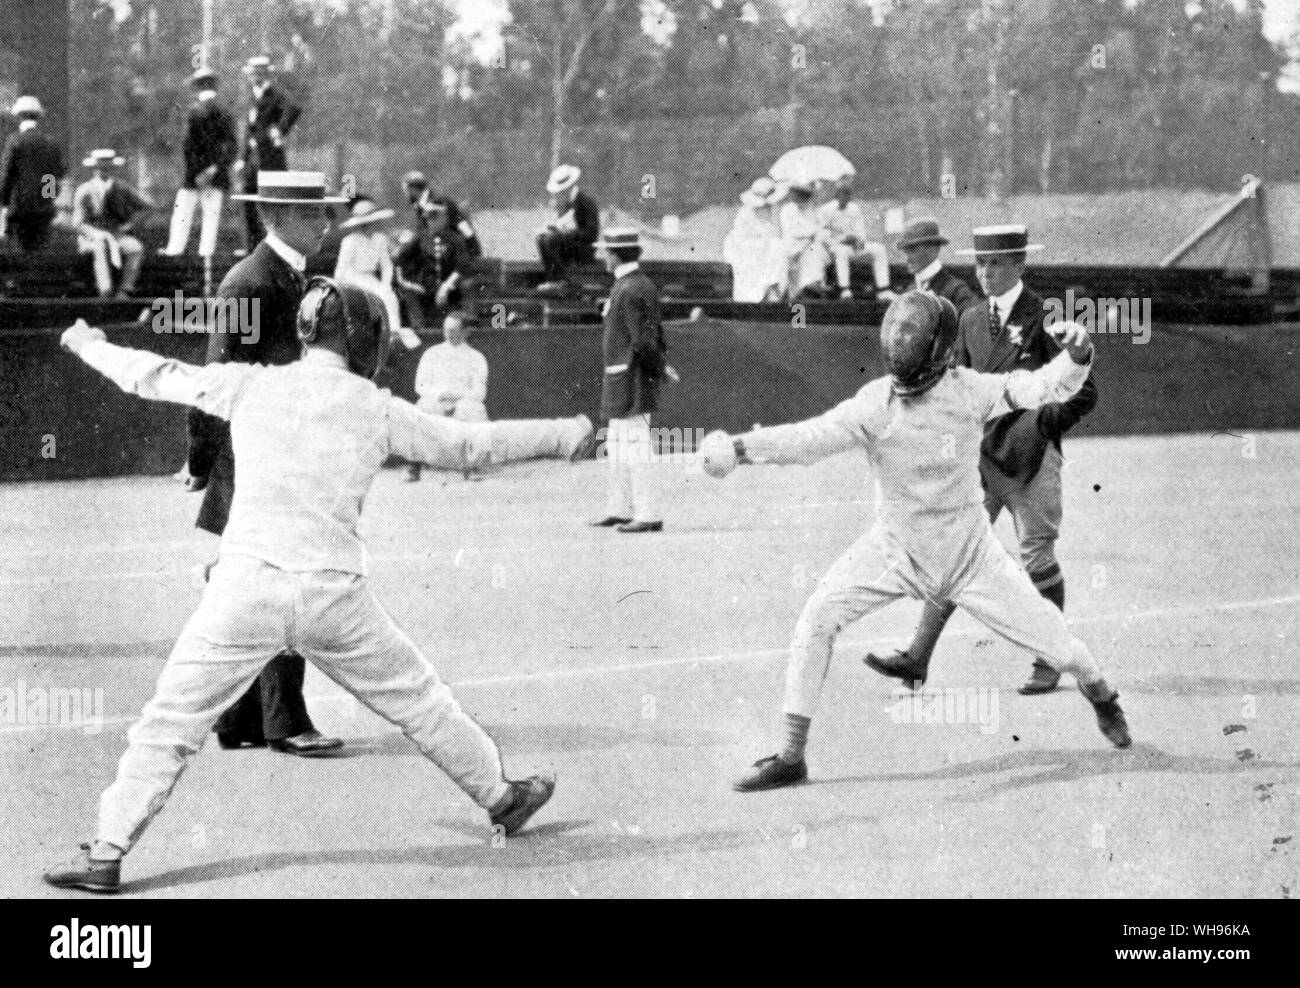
[97,554,510,852]
[784,527,1104,718]
[830,241,891,293]
[603,412,658,523]
[164,186,224,258]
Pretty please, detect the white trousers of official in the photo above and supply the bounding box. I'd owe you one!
[97,554,510,853]
[604,413,658,523]
[830,240,891,293]
[783,525,1104,718]
[164,186,224,258]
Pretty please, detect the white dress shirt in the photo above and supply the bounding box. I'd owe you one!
[263,230,306,272]
[816,199,868,244]
[913,258,944,290]
[75,340,576,575]
[986,279,1024,329]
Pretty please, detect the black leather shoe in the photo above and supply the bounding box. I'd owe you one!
[217,732,266,750]
[489,774,556,837]
[1019,657,1062,695]
[43,844,120,893]
[863,648,929,688]
[616,521,663,533]
[733,754,807,793]
[1079,681,1132,748]
[268,731,344,757]
[590,516,631,527]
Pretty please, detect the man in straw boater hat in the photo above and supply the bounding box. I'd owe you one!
[0,95,65,252]
[696,290,1129,794]
[161,67,238,259]
[187,171,347,758]
[44,273,594,892]
[589,227,676,534]
[535,163,599,294]
[72,149,151,298]
[894,216,978,314]
[235,56,302,249]
[865,225,1099,696]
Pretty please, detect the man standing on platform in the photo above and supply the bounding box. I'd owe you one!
[590,229,674,534]
[0,95,64,253]
[896,216,977,313]
[235,57,301,249]
[162,68,237,259]
[187,170,345,756]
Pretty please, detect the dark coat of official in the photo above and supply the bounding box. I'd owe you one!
[953,283,1098,483]
[923,266,979,313]
[0,126,64,218]
[561,189,600,249]
[183,98,237,190]
[244,82,300,172]
[188,240,307,534]
[600,265,666,420]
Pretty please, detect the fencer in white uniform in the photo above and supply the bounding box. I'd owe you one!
[700,291,1131,793]
[44,280,592,892]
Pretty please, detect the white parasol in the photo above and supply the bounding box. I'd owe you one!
[768,146,855,188]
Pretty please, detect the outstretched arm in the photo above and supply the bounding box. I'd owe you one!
[700,397,865,477]
[983,320,1094,420]
[62,320,253,420]
[385,397,588,471]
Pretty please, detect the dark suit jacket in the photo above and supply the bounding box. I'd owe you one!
[561,189,599,246]
[184,99,238,190]
[188,240,307,534]
[245,82,300,171]
[924,266,978,314]
[953,283,1098,483]
[0,128,64,217]
[74,179,148,232]
[600,267,666,420]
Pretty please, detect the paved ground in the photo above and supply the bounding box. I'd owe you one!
[2,430,1297,898]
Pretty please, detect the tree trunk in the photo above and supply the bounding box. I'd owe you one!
[550,31,564,173]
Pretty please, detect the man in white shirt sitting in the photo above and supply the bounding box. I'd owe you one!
[409,311,490,482]
[816,178,894,300]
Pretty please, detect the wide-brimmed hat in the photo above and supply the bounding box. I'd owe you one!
[231,170,348,205]
[10,95,44,117]
[896,216,949,250]
[546,164,581,195]
[595,227,641,251]
[339,198,396,230]
[740,176,780,207]
[190,68,218,88]
[956,224,1044,256]
[242,56,274,75]
[82,149,125,169]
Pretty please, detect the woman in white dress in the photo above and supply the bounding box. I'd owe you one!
[334,197,419,348]
[723,177,787,302]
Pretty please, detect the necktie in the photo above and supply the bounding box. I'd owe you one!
[990,299,1001,335]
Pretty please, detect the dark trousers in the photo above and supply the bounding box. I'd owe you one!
[536,230,594,281]
[8,212,53,252]
[200,439,317,742]
[213,652,315,741]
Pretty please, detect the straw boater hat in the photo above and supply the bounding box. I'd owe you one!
[595,227,641,251]
[956,224,1044,256]
[82,149,125,169]
[339,198,396,230]
[231,170,347,205]
[189,68,218,89]
[896,216,949,250]
[546,164,581,195]
[10,95,44,117]
[242,56,274,76]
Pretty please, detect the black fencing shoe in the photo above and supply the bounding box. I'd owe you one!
[490,774,556,837]
[1079,681,1132,748]
[43,844,120,893]
[733,754,808,793]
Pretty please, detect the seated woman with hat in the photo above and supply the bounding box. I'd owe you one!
[335,195,420,349]
[723,177,788,302]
